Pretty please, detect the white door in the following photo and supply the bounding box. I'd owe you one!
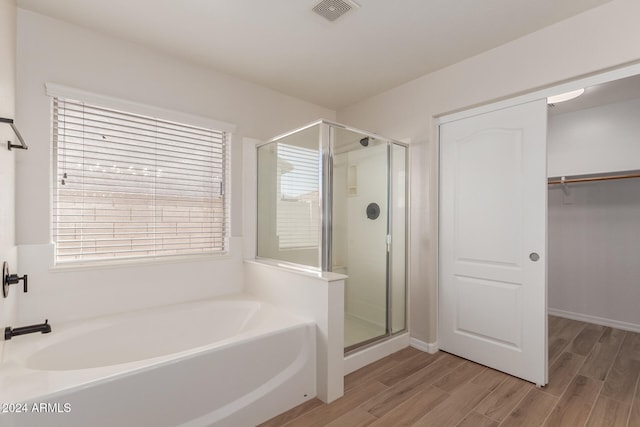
[439,99,548,386]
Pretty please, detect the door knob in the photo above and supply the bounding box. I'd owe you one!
[529,252,540,262]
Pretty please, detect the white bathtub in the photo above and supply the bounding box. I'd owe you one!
[0,294,316,427]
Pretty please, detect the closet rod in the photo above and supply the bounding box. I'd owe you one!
[548,173,640,185]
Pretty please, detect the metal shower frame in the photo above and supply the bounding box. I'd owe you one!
[256,119,410,352]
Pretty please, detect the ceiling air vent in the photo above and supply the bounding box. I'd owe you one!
[312,0,360,22]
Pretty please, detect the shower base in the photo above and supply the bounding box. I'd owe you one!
[344,313,384,348]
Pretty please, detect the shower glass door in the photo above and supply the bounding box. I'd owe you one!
[332,126,390,350]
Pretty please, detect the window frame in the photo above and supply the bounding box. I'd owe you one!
[47,83,235,266]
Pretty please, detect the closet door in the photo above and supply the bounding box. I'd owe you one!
[439,99,548,386]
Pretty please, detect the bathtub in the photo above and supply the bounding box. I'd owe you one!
[0,294,316,427]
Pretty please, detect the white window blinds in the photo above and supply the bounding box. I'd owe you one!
[52,97,228,263]
[276,143,320,249]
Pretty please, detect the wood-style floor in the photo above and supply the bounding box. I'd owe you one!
[260,316,640,426]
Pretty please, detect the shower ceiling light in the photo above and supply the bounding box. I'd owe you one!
[547,88,585,104]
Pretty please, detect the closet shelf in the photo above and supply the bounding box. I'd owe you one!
[548,171,640,185]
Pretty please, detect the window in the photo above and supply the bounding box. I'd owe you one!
[52,95,228,263]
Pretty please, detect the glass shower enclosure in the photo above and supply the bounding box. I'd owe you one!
[256,120,408,352]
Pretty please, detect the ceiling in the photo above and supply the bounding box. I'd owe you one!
[17,0,612,110]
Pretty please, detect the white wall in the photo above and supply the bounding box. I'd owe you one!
[548,98,640,177]
[337,0,640,343]
[0,0,17,358]
[14,9,335,325]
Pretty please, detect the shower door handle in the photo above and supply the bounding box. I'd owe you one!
[386,235,391,253]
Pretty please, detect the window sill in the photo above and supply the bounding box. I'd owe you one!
[50,252,233,273]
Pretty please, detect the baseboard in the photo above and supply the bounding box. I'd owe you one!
[549,308,640,333]
[409,337,438,354]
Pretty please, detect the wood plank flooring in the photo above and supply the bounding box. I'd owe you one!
[260,316,640,426]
